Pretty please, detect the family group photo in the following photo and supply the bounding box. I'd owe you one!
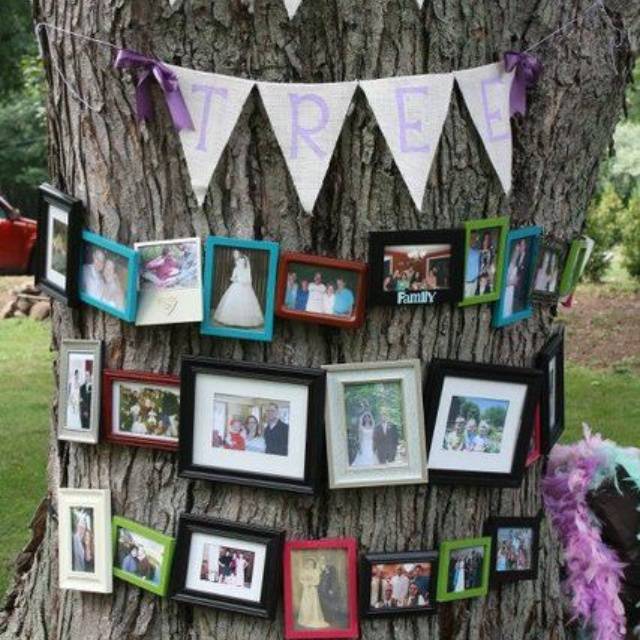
[65,352,94,431]
[199,543,255,591]
[81,243,129,312]
[442,395,509,454]
[464,228,500,298]
[447,546,485,594]
[116,526,164,585]
[343,380,407,469]
[211,393,290,457]
[70,507,95,573]
[503,237,535,316]
[495,528,534,573]
[369,562,433,610]
[382,243,451,293]
[283,263,357,318]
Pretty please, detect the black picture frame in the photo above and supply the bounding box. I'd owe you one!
[34,183,82,306]
[536,330,566,454]
[531,240,568,304]
[483,515,542,585]
[169,514,284,618]
[424,359,543,488]
[368,229,464,307]
[178,355,326,495]
[359,550,438,617]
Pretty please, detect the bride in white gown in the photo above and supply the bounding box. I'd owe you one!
[213,250,265,328]
[351,411,379,467]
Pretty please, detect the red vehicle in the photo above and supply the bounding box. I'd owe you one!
[0,195,37,274]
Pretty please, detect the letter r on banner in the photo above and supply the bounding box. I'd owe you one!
[289,93,330,159]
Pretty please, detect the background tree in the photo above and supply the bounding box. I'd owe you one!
[2,1,640,639]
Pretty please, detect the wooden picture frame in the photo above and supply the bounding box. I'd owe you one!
[102,369,180,452]
[531,239,567,304]
[436,536,491,602]
[112,516,176,596]
[178,356,326,495]
[283,538,359,639]
[424,359,542,487]
[483,515,541,585]
[34,183,83,306]
[359,550,438,617]
[536,330,566,454]
[367,229,464,307]
[276,252,367,328]
[169,514,284,619]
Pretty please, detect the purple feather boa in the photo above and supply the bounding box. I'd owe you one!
[542,430,628,640]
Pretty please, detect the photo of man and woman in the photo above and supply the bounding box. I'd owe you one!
[442,395,509,454]
[114,381,179,442]
[116,526,165,585]
[447,546,485,594]
[211,394,290,457]
[503,236,536,316]
[65,352,94,431]
[533,245,562,295]
[48,212,68,283]
[139,241,199,292]
[199,543,255,592]
[291,549,349,631]
[81,244,129,312]
[369,562,434,610]
[495,527,534,573]
[283,264,358,319]
[382,244,451,294]
[465,228,500,299]
[70,507,95,573]
[343,380,407,469]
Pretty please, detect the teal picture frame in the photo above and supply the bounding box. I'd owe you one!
[493,226,542,328]
[112,516,175,597]
[79,230,139,322]
[436,536,492,602]
[201,236,279,342]
[558,238,589,297]
[459,216,509,307]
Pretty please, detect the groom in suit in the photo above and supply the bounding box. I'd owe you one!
[373,408,399,464]
[263,403,289,456]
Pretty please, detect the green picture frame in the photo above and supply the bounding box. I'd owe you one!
[436,536,492,602]
[558,238,589,297]
[112,516,175,596]
[459,217,509,307]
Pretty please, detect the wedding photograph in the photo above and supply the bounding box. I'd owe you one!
[135,237,203,326]
[202,236,279,341]
[70,507,95,573]
[447,547,485,592]
[65,352,95,432]
[436,537,491,602]
[532,241,566,300]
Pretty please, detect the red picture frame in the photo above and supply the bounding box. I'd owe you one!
[102,369,180,452]
[275,252,367,329]
[526,404,542,467]
[283,538,359,639]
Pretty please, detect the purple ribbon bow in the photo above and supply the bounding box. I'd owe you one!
[503,51,543,117]
[114,48,194,131]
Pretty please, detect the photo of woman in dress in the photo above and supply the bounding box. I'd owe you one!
[65,353,94,431]
[503,237,534,316]
[465,229,500,299]
[447,547,485,593]
[533,246,561,294]
[296,558,329,629]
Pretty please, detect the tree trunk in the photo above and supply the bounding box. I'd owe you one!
[3,1,640,639]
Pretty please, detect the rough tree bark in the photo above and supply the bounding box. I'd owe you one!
[2,1,640,639]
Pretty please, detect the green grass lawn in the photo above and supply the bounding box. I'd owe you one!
[0,318,52,596]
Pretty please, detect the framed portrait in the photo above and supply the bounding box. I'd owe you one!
[484,515,541,585]
[493,226,542,328]
[367,229,464,307]
[425,359,543,487]
[102,370,180,451]
[58,339,102,444]
[526,404,542,468]
[460,216,509,307]
[323,360,428,490]
[112,516,175,596]
[283,538,359,639]
[79,230,139,322]
[359,551,437,617]
[134,237,203,326]
[531,240,567,303]
[276,252,367,329]
[170,514,284,618]
[201,236,279,342]
[436,537,491,602]
[178,356,325,495]
[536,331,565,453]
[34,183,82,306]
[558,237,589,297]
[57,488,112,593]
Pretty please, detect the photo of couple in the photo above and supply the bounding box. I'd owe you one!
[465,228,500,298]
[533,245,562,294]
[382,244,451,293]
[496,527,534,572]
[139,241,199,291]
[81,244,129,312]
[503,237,535,316]
[65,352,94,431]
[211,394,290,457]
[447,546,485,594]
[48,214,68,281]
[369,562,433,610]
[70,507,95,573]
[116,527,164,585]
[199,544,255,591]
[283,265,357,318]
[442,395,509,454]
[343,380,407,469]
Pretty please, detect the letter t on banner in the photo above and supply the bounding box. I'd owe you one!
[258,81,358,213]
[360,73,454,210]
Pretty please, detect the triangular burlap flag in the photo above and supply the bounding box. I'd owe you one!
[258,80,357,212]
[360,73,454,209]
[167,65,255,206]
[416,0,425,7]
[454,62,515,193]
[283,0,304,18]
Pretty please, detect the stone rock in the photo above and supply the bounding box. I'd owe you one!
[16,298,32,313]
[21,284,41,295]
[13,310,27,318]
[30,301,51,321]
[0,300,16,319]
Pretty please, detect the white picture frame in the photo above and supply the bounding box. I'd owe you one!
[58,339,102,444]
[323,359,428,489]
[57,488,112,593]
